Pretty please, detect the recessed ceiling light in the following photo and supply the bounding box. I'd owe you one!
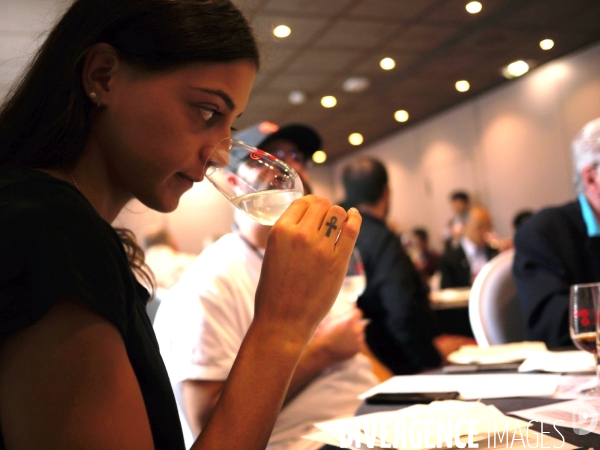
[394,110,409,122]
[455,80,470,92]
[312,150,327,164]
[288,90,306,105]
[273,25,291,38]
[540,39,554,50]
[503,60,529,78]
[321,96,337,108]
[380,57,396,70]
[465,1,482,14]
[342,76,371,93]
[349,133,364,146]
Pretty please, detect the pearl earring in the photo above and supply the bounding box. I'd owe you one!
[89,91,97,100]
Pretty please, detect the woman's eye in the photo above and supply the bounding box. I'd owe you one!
[198,107,215,122]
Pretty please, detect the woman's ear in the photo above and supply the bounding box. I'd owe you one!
[81,43,121,106]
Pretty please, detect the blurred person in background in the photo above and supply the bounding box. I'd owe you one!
[407,227,440,282]
[513,118,600,348]
[513,209,534,232]
[144,228,196,291]
[439,206,499,289]
[154,124,377,450]
[443,190,471,249]
[340,157,473,375]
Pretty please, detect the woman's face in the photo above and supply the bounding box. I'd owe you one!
[92,59,256,213]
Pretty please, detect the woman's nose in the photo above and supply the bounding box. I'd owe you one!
[203,136,232,172]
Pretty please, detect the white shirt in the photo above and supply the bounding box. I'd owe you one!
[460,236,488,279]
[154,233,377,450]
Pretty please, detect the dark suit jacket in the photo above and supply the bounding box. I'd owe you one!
[352,212,441,374]
[513,200,600,348]
[439,242,498,289]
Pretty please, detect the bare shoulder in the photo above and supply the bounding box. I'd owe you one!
[0,298,154,450]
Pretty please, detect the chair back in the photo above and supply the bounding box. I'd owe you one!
[468,249,524,347]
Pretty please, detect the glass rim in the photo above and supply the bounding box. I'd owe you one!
[570,282,600,289]
[206,136,296,173]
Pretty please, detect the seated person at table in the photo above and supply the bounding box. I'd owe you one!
[408,227,440,282]
[513,118,600,348]
[339,157,473,375]
[439,206,499,289]
[154,124,378,450]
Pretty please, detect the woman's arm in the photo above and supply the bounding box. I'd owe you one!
[181,310,366,434]
[0,298,155,450]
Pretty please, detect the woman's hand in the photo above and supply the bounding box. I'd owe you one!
[254,195,362,341]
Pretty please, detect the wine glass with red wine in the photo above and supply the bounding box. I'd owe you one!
[570,282,600,396]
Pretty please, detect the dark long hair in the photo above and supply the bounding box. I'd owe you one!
[0,0,260,291]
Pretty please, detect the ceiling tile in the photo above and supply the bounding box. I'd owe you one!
[265,73,333,93]
[348,0,439,21]
[313,19,399,50]
[386,24,461,52]
[504,0,594,28]
[262,0,354,18]
[284,49,361,75]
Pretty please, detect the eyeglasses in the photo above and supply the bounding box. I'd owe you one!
[271,148,307,166]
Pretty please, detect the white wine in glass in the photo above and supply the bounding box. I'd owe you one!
[570,282,600,396]
[205,138,304,226]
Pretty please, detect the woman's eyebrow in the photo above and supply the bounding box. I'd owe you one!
[191,87,235,111]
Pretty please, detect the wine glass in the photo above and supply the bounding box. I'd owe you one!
[328,248,367,320]
[570,282,600,396]
[205,138,304,226]
[339,248,366,303]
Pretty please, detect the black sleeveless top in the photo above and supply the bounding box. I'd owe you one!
[0,168,185,449]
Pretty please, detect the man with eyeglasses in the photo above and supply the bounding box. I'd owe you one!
[234,122,320,194]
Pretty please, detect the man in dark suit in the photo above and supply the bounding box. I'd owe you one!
[513,118,600,348]
[440,206,499,289]
[340,157,473,374]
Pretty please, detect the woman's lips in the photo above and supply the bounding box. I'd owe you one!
[177,173,201,187]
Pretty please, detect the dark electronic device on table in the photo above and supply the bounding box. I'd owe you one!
[365,391,460,405]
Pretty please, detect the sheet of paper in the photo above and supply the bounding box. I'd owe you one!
[358,374,561,400]
[447,342,548,365]
[554,375,599,399]
[511,398,600,436]
[518,350,596,373]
